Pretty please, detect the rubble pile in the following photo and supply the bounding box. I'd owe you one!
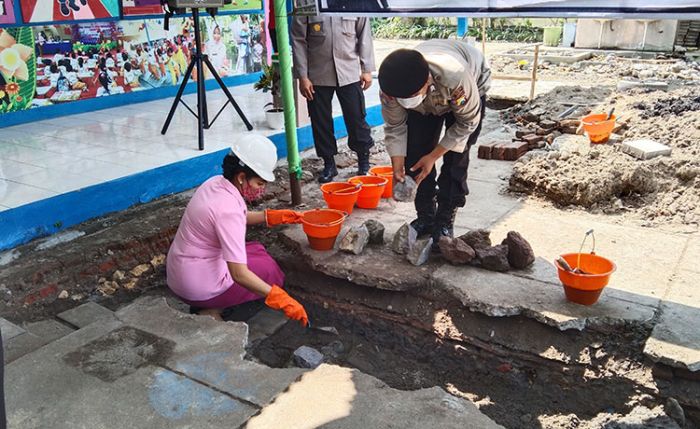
[490,52,700,84]
[506,86,700,228]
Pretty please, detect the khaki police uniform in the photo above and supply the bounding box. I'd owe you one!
[291,15,376,163]
[381,39,491,217]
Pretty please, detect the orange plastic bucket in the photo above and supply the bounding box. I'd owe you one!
[301,209,347,251]
[555,253,616,305]
[369,166,393,199]
[581,114,616,144]
[321,182,361,214]
[348,175,388,209]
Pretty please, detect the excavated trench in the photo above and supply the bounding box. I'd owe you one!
[248,268,698,429]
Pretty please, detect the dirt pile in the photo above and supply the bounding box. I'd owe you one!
[490,51,700,84]
[507,86,700,228]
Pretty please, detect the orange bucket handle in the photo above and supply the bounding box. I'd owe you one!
[331,184,361,195]
[576,229,596,270]
[302,210,348,227]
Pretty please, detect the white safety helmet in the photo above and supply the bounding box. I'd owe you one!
[230,133,277,182]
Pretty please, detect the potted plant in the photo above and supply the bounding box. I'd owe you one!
[254,62,285,129]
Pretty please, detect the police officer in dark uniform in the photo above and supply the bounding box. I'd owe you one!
[291,15,376,182]
[378,40,492,247]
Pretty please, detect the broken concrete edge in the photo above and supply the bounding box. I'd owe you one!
[644,337,700,373]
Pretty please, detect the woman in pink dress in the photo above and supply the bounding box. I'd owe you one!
[166,135,308,325]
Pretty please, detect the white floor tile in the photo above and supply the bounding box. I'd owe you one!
[9,170,101,193]
[0,179,58,208]
[0,144,56,164]
[22,153,87,170]
[0,159,44,179]
[81,164,148,182]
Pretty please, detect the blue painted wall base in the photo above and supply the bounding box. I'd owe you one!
[0,104,384,251]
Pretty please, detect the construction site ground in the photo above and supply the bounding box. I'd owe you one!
[1,40,699,428]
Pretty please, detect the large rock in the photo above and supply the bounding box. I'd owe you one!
[502,231,535,269]
[393,176,418,202]
[439,237,476,265]
[339,225,370,255]
[476,245,510,272]
[391,223,414,255]
[458,229,492,251]
[407,237,433,267]
[363,220,385,245]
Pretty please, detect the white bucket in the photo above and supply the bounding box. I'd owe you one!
[265,109,285,130]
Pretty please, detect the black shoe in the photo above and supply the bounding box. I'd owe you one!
[357,152,370,176]
[58,1,70,15]
[318,160,338,183]
[432,205,459,250]
[67,0,80,10]
[410,216,434,238]
[79,0,87,5]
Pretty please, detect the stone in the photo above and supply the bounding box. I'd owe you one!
[293,346,324,369]
[392,176,418,202]
[130,264,151,277]
[391,223,412,255]
[665,398,685,426]
[97,281,119,296]
[57,302,116,328]
[339,225,370,255]
[617,80,669,92]
[476,245,510,272]
[457,229,492,251]
[245,364,501,429]
[317,326,339,336]
[439,237,476,265]
[150,254,166,267]
[540,119,558,130]
[621,139,672,160]
[58,290,69,299]
[363,220,385,245]
[407,237,433,267]
[0,317,26,341]
[502,231,535,269]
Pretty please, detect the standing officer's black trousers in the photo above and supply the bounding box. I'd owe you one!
[307,82,374,162]
[406,95,487,219]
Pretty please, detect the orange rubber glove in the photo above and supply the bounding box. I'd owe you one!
[265,285,309,327]
[265,209,305,227]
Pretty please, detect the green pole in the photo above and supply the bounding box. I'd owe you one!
[273,0,303,205]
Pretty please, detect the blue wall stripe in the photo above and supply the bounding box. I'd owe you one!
[0,104,383,251]
[0,73,262,128]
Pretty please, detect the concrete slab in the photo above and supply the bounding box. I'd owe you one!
[0,317,25,340]
[621,139,672,160]
[24,319,75,344]
[432,265,657,331]
[245,364,502,429]
[246,308,290,343]
[644,270,700,371]
[453,180,522,231]
[117,297,306,407]
[281,222,437,292]
[3,332,46,364]
[57,302,116,328]
[498,48,593,64]
[489,202,686,299]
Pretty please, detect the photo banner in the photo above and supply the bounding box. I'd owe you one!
[316,0,700,18]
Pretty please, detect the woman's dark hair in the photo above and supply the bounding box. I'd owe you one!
[124,62,132,72]
[65,64,73,72]
[122,52,128,61]
[78,57,84,67]
[222,153,260,182]
[49,64,58,74]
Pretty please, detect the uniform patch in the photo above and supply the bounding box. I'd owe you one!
[451,86,467,107]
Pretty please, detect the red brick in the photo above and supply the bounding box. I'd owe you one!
[98,260,117,273]
[522,134,544,147]
[478,142,498,160]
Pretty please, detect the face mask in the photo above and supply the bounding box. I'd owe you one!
[241,180,265,203]
[397,93,426,109]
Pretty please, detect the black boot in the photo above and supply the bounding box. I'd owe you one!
[410,197,436,238]
[67,0,80,11]
[318,158,338,183]
[357,152,370,175]
[432,204,459,250]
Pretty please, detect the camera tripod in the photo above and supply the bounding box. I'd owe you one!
[161,8,253,151]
